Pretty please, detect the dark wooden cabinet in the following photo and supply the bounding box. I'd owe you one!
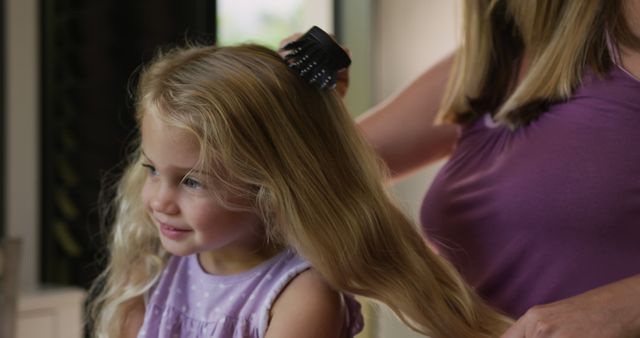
[40,0,215,288]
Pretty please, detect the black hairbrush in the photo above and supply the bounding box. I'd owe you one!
[281,26,351,90]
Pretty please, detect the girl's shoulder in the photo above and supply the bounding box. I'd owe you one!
[265,268,364,338]
[265,269,343,338]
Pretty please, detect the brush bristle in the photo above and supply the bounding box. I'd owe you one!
[281,26,351,90]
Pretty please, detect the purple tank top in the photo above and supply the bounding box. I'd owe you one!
[420,65,640,317]
[138,250,363,338]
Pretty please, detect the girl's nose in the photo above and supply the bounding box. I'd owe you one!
[150,184,179,215]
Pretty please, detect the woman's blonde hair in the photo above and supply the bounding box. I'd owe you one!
[439,0,640,128]
[88,44,511,337]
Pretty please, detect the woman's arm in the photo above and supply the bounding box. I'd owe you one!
[265,269,347,338]
[357,53,460,180]
[501,274,640,338]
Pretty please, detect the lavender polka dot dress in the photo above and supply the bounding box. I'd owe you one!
[137,249,363,338]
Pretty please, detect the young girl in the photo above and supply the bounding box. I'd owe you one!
[89,44,511,338]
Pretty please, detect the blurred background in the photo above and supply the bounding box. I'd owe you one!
[1,0,458,337]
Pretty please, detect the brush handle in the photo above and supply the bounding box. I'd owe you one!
[282,26,351,89]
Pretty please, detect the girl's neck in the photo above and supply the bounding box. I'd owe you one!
[197,239,282,276]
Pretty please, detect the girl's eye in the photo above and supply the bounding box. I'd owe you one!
[182,177,202,189]
[142,164,158,176]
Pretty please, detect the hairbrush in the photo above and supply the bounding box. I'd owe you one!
[281,26,351,90]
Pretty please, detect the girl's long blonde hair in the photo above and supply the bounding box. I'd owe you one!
[439,0,640,128]
[89,44,511,337]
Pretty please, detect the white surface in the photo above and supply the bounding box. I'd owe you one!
[5,0,40,292]
[17,288,86,338]
[374,0,459,221]
[372,1,459,337]
[374,0,461,219]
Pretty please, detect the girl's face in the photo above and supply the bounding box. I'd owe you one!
[140,112,262,257]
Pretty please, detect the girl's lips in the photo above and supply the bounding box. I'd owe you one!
[158,221,192,240]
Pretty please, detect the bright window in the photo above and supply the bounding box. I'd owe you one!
[217,0,333,49]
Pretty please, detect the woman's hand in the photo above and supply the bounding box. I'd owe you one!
[278,33,350,98]
[501,275,640,338]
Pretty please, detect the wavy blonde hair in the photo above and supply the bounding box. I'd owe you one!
[439,0,640,128]
[88,44,512,337]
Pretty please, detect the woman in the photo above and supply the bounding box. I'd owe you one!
[357,0,640,337]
